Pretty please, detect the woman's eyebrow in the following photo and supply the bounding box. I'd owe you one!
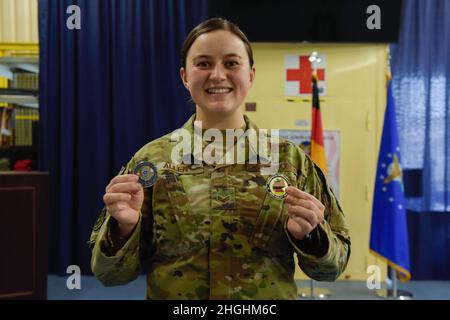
[224,53,242,59]
[193,54,211,60]
[193,53,242,60]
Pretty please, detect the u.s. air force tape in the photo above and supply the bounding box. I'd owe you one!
[134,161,157,188]
[266,174,290,200]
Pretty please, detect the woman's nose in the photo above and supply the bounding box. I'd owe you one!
[209,65,227,81]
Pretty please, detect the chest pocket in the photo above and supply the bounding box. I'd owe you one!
[153,165,206,260]
[163,172,191,215]
[249,170,298,253]
[160,164,204,215]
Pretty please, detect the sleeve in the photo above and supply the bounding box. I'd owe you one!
[285,153,351,281]
[89,160,156,286]
[90,211,143,286]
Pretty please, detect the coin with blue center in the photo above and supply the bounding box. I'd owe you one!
[134,161,157,188]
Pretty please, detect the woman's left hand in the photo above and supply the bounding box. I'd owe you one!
[284,186,325,240]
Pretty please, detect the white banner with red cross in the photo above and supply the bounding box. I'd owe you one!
[284,54,327,97]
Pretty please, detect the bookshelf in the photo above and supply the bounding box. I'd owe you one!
[0,45,39,171]
[0,45,47,300]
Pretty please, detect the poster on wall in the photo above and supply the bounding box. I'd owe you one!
[279,130,340,199]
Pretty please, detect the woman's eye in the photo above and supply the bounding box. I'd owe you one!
[226,61,239,68]
[196,61,209,68]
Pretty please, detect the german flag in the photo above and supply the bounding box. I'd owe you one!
[272,179,286,194]
[310,71,327,176]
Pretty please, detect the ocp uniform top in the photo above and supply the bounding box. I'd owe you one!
[90,114,351,300]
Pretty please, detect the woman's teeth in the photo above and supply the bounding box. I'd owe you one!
[206,88,232,94]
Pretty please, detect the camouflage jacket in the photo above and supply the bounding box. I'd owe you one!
[90,114,351,300]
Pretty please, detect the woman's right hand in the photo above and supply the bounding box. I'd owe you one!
[103,174,144,237]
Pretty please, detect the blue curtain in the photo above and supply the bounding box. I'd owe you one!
[39,0,208,274]
[391,0,450,279]
[391,0,450,212]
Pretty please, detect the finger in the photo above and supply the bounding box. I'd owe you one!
[290,215,314,235]
[285,196,315,209]
[106,174,139,192]
[285,197,324,222]
[103,193,132,205]
[105,198,128,213]
[286,186,325,211]
[288,204,320,227]
[287,217,304,237]
[285,197,317,214]
[107,201,128,215]
[285,186,313,200]
[107,181,141,194]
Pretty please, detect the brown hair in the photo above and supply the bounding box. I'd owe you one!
[181,18,254,69]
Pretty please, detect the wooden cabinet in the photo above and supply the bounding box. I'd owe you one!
[0,172,48,299]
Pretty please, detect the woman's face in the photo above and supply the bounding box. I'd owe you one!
[180,30,255,116]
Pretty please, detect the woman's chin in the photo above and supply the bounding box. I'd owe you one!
[203,103,238,114]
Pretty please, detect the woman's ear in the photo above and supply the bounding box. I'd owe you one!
[249,66,256,85]
[180,67,189,90]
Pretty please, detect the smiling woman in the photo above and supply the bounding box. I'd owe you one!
[89,18,351,300]
[179,19,256,129]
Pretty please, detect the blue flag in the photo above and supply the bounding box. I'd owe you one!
[370,80,411,280]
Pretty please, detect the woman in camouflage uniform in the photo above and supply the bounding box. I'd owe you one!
[90,18,351,300]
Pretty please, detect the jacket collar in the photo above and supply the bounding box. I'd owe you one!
[170,114,275,165]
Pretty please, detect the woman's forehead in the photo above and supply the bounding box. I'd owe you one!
[188,30,247,58]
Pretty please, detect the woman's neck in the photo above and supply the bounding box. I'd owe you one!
[195,107,245,130]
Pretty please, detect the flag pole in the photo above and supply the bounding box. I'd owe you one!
[298,51,331,300]
[375,266,413,300]
[391,267,398,298]
[373,47,412,300]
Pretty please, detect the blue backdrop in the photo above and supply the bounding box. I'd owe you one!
[391,0,450,213]
[39,0,207,274]
[391,0,450,279]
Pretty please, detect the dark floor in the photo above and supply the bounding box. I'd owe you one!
[47,275,450,300]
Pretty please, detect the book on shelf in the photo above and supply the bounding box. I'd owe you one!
[0,106,13,148]
[14,106,39,146]
[12,72,39,90]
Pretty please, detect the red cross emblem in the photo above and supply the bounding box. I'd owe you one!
[285,55,326,96]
